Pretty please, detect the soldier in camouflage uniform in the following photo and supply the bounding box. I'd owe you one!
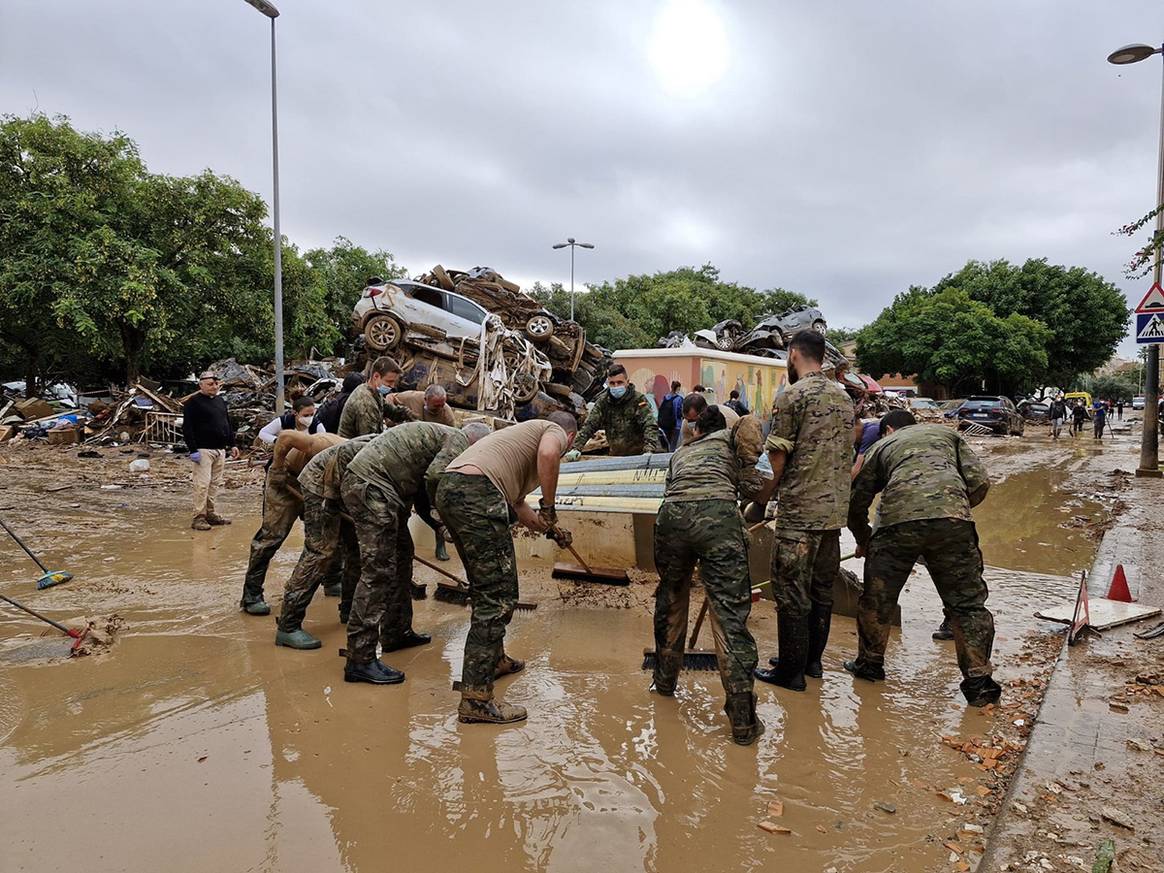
[438,414,578,724]
[239,430,344,616]
[274,435,375,649]
[752,331,854,692]
[568,364,661,458]
[337,356,411,439]
[846,410,1001,707]
[653,404,765,745]
[339,422,488,684]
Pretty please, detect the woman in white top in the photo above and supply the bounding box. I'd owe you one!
[257,395,323,445]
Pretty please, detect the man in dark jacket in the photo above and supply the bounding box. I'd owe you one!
[183,370,239,531]
[657,381,684,451]
[313,373,364,435]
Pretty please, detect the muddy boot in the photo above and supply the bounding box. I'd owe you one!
[458,687,527,725]
[805,602,832,680]
[434,529,450,562]
[323,582,342,597]
[932,617,954,640]
[275,628,322,650]
[495,654,525,679]
[755,614,808,691]
[382,630,432,652]
[651,652,683,697]
[206,513,232,526]
[960,675,1002,707]
[842,659,886,682]
[191,514,211,531]
[241,599,271,616]
[344,658,405,685]
[724,692,765,746]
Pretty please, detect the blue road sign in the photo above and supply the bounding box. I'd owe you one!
[1136,312,1164,344]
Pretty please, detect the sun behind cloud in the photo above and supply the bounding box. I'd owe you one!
[647,0,730,97]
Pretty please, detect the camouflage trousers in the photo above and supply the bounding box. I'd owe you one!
[277,492,360,632]
[436,473,516,693]
[241,469,304,607]
[653,500,757,696]
[855,518,995,680]
[340,476,415,664]
[770,527,840,619]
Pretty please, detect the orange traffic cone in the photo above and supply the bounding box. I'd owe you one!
[1106,564,1133,602]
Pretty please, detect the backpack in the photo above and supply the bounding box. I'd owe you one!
[658,393,678,430]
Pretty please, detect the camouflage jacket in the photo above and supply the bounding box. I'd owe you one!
[663,429,764,503]
[575,384,662,455]
[337,384,411,439]
[346,422,467,502]
[848,424,990,547]
[765,371,854,531]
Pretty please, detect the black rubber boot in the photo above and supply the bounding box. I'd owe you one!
[842,659,886,682]
[805,602,832,679]
[932,617,954,640]
[382,630,432,653]
[755,614,809,691]
[724,692,765,746]
[434,530,451,562]
[960,675,1002,707]
[651,653,682,697]
[344,658,405,685]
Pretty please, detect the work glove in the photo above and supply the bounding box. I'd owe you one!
[538,501,558,528]
[546,525,573,548]
[564,449,582,462]
[189,451,201,464]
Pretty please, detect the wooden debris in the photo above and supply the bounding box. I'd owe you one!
[757,820,791,835]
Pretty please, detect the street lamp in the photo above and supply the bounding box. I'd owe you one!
[1108,41,1164,478]
[244,0,285,414]
[551,237,595,322]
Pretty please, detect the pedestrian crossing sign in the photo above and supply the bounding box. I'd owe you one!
[1137,312,1164,344]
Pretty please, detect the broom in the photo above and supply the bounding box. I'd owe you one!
[422,555,537,611]
[0,591,88,653]
[641,596,719,671]
[0,515,74,589]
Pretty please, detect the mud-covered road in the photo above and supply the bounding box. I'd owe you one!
[0,428,1140,873]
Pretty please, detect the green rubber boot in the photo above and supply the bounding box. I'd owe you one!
[434,530,451,562]
[275,628,322,650]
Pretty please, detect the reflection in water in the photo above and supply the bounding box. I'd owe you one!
[0,466,1090,873]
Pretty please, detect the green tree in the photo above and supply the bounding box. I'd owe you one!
[856,287,1050,395]
[826,325,861,346]
[932,259,1128,386]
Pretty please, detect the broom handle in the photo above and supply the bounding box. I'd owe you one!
[688,598,709,649]
[413,553,466,585]
[564,542,594,575]
[0,516,49,573]
[0,591,71,635]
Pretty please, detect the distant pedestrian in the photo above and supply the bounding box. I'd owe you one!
[1071,401,1088,437]
[1049,397,1067,441]
[182,370,239,531]
[1117,399,1125,420]
[725,389,750,416]
[657,380,684,452]
[1093,403,1106,440]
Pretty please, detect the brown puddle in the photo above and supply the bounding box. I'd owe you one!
[0,444,1103,873]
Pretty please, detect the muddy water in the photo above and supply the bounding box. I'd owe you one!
[0,448,1103,873]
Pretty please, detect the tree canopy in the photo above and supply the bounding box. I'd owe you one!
[530,264,816,350]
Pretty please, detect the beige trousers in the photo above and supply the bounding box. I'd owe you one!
[192,449,226,517]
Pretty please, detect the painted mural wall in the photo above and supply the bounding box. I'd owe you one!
[615,351,789,418]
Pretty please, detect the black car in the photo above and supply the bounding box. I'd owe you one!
[957,396,1025,436]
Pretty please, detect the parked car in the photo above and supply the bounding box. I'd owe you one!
[1018,399,1051,421]
[908,397,940,411]
[1133,394,1146,411]
[353,279,489,352]
[940,399,966,419]
[956,395,1025,436]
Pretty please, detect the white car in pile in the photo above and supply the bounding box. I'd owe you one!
[352,279,490,352]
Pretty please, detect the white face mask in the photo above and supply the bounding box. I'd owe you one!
[297,415,313,428]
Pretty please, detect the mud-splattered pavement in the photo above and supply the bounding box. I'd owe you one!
[0,430,1133,873]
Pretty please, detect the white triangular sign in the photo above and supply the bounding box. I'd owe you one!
[1135,282,1164,314]
[1139,313,1164,340]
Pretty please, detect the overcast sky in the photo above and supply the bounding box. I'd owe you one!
[2,1,1161,355]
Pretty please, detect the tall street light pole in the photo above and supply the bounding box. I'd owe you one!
[552,237,595,321]
[1108,41,1164,478]
[245,0,284,413]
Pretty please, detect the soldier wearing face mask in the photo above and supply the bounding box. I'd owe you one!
[337,356,412,438]
[566,364,662,459]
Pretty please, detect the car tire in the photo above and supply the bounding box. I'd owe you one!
[524,315,555,342]
[364,314,403,351]
[513,374,540,404]
[812,319,828,335]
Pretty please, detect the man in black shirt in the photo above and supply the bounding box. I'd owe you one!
[183,370,239,531]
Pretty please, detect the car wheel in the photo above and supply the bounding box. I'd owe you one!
[524,315,555,342]
[812,319,828,335]
[364,314,402,351]
[513,373,540,404]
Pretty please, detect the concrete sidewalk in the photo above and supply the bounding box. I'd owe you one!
[980,470,1164,872]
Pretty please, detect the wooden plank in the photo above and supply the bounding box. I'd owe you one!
[1037,598,1161,630]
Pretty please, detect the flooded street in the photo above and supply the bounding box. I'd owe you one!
[0,434,1128,873]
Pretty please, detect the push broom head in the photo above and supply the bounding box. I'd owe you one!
[37,570,74,590]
